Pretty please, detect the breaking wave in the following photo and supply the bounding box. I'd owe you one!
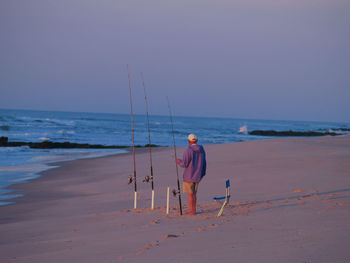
[0,125,11,131]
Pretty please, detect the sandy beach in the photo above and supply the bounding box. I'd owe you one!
[1,135,349,263]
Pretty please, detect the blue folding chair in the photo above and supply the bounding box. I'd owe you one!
[213,179,230,217]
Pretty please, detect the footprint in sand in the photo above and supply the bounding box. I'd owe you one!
[151,219,160,224]
[293,189,304,193]
[165,234,179,238]
[196,226,207,232]
[138,235,179,254]
[336,202,346,206]
[137,247,149,255]
[264,201,271,207]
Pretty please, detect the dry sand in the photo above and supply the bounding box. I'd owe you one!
[0,135,350,263]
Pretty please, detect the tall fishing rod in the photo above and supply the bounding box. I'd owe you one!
[127,64,137,209]
[166,96,183,215]
[141,73,155,210]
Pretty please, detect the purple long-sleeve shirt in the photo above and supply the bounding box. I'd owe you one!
[177,144,206,183]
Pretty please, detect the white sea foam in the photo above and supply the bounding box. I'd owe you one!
[0,163,53,173]
[46,118,76,126]
[15,116,75,126]
[0,146,30,153]
[30,149,125,163]
[238,125,248,135]
[328,128,350,134]
[57,129,76,135]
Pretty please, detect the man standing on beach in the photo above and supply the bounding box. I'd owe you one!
[176,134,206,215]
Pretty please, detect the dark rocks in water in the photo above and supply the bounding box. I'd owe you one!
[144,144,160,148]
[134,144,161,148]
[249,130,339,137]
[0,136,8,145]
[0,137,160,149]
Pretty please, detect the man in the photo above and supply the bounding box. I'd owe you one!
[176,134,206,215]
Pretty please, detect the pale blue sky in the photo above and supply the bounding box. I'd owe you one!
[1,0,349,122]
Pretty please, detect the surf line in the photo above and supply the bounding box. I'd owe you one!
[127,64,137,209]
[166,97,183,215]
[141,73,155,210]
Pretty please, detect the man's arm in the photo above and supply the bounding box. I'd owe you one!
[177,148,192,168]
[202,147,206,177]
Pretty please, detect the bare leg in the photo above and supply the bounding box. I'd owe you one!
[192,193,197,214]
[187,194,195,215]
[187,193,196,215]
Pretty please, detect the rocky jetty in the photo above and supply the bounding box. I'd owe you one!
[249,130,340,137]
[0,137,159,149]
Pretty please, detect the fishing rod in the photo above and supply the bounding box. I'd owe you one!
[166,96,183,215]
[127,64,137,209]
[141,73,155,210]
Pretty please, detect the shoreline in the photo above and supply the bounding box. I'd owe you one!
[0,134,348,211]
[2,133,348,207]
[1,136,349,262]
[0,146,158,208]
[0,148,130,206]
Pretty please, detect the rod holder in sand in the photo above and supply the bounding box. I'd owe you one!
[152,189,155,210]
[166,187,170,215]
[134,191,137,209]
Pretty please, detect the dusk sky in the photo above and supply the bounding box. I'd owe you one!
[1,0,349,122]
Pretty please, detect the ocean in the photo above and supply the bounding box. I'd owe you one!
[1,108,349,205]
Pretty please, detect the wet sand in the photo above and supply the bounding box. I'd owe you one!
[0,135,350,263]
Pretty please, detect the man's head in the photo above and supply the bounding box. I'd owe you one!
[188,134,198,145]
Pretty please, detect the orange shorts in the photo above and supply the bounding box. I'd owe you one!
[183,182,199,194]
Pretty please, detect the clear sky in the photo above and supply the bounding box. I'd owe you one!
[1,0,349,122]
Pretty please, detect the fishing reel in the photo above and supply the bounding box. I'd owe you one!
[128,175,133,185]
[143,175,154,183]
[143,176,150,183]
[172,189,179,197]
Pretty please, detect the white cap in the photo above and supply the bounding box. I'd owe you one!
[188,134,198,142]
